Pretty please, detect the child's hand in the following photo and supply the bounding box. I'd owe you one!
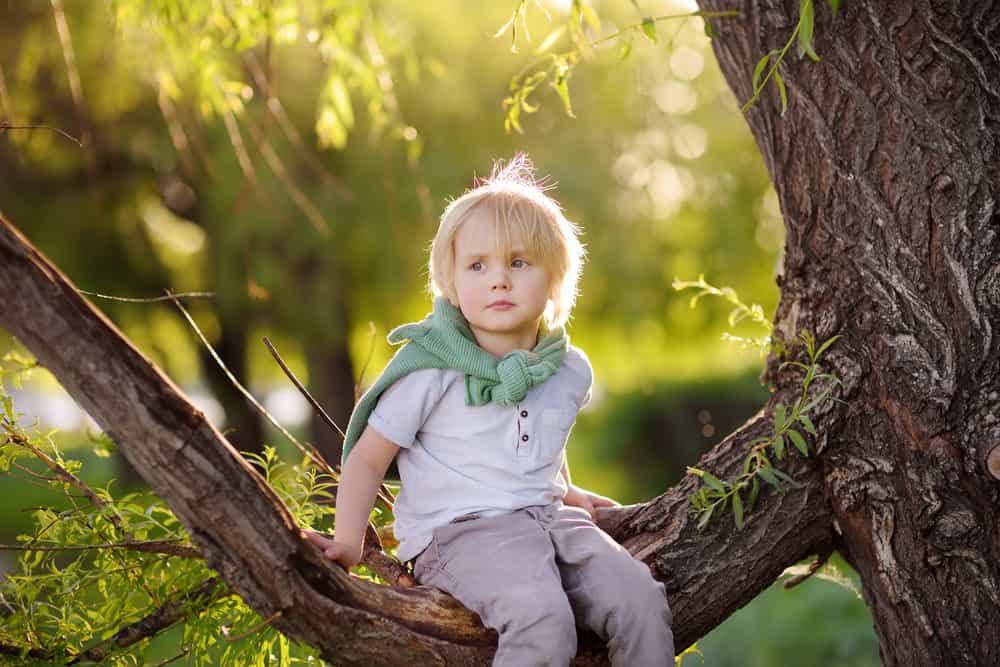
[300,529,363,570]
[564,485,619,521]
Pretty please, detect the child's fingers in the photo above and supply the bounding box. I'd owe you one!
[301,529,333,549]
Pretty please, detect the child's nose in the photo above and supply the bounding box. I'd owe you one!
[491,266,511,290]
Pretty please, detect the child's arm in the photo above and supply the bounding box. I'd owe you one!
[301,425,399,569]
[561,456,618,520]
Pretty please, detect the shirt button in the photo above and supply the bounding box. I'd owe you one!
[521,434,529,442]
[520,410,528,418]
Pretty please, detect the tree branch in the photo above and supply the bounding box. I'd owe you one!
[0,213,836,663]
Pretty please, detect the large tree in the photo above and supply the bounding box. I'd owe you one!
[1,1,998,665]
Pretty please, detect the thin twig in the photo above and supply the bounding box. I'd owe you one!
[354,321,379,402]
[0,538,201,559]
[242,51,353,202]
[78,289,215,303]
[590,10,740,47]
[0,120,83,147]
[262,336,395,507]
[262,337,343,439]
[153,648,191,666]
[220,99,258,186]
[1,423,125,532]
[69,578,226,664]
[223,609,282,643]
[165,291,322,468]
[238,105,330,235]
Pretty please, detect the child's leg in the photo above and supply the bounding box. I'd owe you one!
[413,509,577,667]
[547,505,675,666]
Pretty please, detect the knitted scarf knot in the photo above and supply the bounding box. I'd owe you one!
[340,297,567,465]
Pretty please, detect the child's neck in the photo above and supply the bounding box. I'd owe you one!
[472,324,541,359]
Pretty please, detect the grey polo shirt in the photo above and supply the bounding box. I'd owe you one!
[368,345,594,562]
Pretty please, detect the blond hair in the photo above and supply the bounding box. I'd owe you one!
[428,154,586,328]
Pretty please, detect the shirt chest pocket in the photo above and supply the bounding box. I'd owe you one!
[516,404,576,471]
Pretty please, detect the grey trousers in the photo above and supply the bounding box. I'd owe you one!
[413,503,674,666]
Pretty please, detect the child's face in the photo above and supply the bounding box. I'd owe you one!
[451,207,551,346]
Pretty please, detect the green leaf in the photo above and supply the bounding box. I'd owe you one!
[641,17,657,42]
[2,394,13,421]
[747,476,760,511]
[697,505,714,530]
[775,69,788,115]
[702,471,726,493]
[797,0,815,59]
[536,25,567,54]
[798,414,817,435]
[758,465,781,489]
[815,335,840,360]
[772,468,796,484]
[774,403,787,432]
[703,17,719,39]
[826,0,840,17]
[787,429,809,456]
[779,360,810,372]
[752,50,776,92]
[803,387,834,412]
[774,434,786,460]
[580,2,602,33]
[732,492,744,529]
[619,38,633,61]
[492,12,517,39]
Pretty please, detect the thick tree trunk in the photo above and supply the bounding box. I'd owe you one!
[700,1,1000,664]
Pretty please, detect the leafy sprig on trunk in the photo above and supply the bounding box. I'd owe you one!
[672,278,840,530]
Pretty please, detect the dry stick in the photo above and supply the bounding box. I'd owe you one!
[261,336,395,507]
[0,120,83,147]
[165,290,314,462]
[168,292,406,583]
[78,289,215,303]
[262,337,344,439]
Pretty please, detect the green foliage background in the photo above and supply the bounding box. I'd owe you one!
[0,1,877,664]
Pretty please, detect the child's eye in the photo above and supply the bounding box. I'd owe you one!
[470,261,484,271]
[511,258,527,268]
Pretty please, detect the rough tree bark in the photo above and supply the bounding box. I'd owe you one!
[0,1,997,665]
[698,1,1000,664]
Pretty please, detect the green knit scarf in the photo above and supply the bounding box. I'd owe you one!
[340,296,567,465]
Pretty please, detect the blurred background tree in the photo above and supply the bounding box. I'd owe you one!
[0,1,877,664]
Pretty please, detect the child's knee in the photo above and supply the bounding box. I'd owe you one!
[496,591,577,659]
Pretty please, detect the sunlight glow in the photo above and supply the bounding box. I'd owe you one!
[672,124,708,160]
[654,81,698,115]
[670,46,704,81]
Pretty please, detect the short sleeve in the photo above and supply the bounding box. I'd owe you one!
[367,369,445,449]
[565,345,595,410]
